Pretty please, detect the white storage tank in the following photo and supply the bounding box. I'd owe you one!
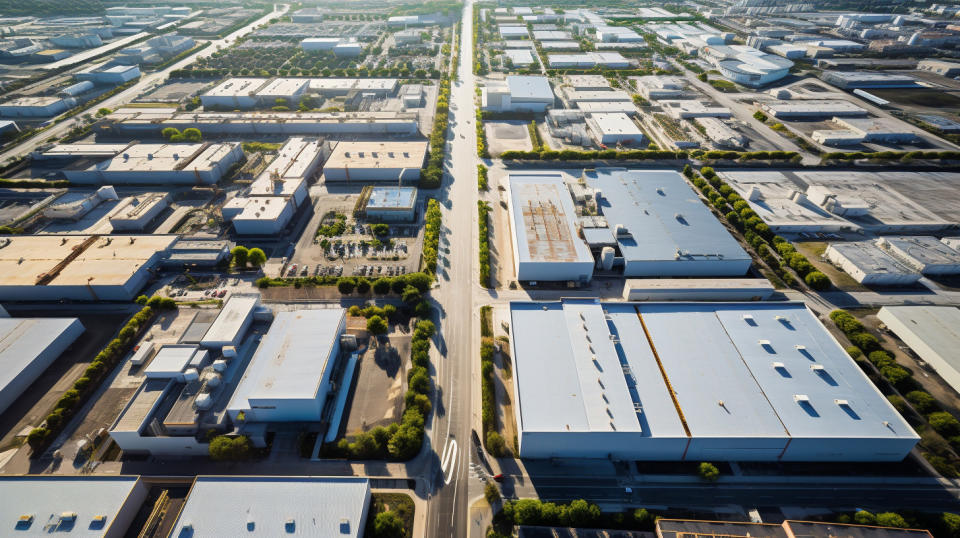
[600,246,615,270]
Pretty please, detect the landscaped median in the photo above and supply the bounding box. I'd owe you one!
[478,201,491,287]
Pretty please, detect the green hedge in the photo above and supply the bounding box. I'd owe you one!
[478,201,491,287]
[420,78,451,189]
[28,306,157,455]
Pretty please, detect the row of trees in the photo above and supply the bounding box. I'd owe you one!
[502,499,602,528]
[28,306,157,454]
[823,150,960,162]
[422,199,442,274]
[476,109,489,158]
[230,246,266,269]
[500,148,800,162]
[478,201,492,287]
[255,272,433,296]
[477,164,489,191]
[209,435,253,461]
[421,78,450,188]
[831,310,960,477]
[687,165,831,290]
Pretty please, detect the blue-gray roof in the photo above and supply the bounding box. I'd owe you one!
[510,300,917,444]
[587,168,750,269]
[507,75,553,100]
[171,477,370,537]
[366,186,417,209]
[0,476,141,536]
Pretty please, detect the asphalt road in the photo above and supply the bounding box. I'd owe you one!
[0,4,287,165]
[425,2,480,536]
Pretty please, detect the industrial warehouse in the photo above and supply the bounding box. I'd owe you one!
[509,300,919,461]
[507,169,751,282]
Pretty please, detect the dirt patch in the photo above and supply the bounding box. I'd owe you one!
[794,241,868,292]
[342,332,410,437]
[485,120,533,156]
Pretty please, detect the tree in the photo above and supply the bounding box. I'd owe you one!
[231,246,249,267]
[408,369,431,394]
[906,391,937,414]
[247,247,266,267]
[372,223,390,236]
[356,278,371,294]
[208,435,252,461]
[182,127,202,142]
[698,462,720,481]
[941,512,960,538]
[373,278,392,295]
[387,424,422,459]
[405,272,432,293]
[876,512,908,528]
[161,127,181,140]
[486,431,506,457]
[371,511,404,538]
[401,285,421,305]
[563,499,600,527]
[367,315,388,335]
[929,412,960,437]
[338,277,356,294]
[485,482,501,505]
[805,271,830,291]
[854,510,877,525]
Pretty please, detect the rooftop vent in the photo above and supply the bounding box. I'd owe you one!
[340,518,351,534]
[810,364,825,372]
[835,399,849,406]
[772,361,785,369]
[60,512,77,522]
[795,344,806,351]
[742,314,754,323]
[793,394,810,403]
[758,339,771,346]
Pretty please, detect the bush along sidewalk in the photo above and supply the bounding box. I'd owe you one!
[478,201,492,287]
[28,305,161,455]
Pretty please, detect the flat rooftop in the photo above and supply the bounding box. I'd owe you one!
[881,236,960,266]
[719,171,851,230]
[587,169,750,266]
[90,143,239,173]
[201,295,259,346]
[508,173,593,266]
[204,77,269,98]
[761,100,866,116]
[171,477,370,538]
[511,300,916,442]
[0,235,176,287]
[0,318,83,397]
[256,77,309,97]
[249,137,320,196]
[507,75,553,100]
[879,306,960,371]
[143,345,199,377]
[828,241,917,276]
[366,186,417,209]
[324,141,426,170]
[112,378,171,433]
[229,308,344,405]
[0,476,142,537]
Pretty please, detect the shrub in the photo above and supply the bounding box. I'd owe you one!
[929,412,960,437]
[27,428,49,451]
[698,462,720,481]
[231,246,249,267]
[373,278,392,295]
[854,510,877,525]
[485,482,501,505]
[887,395,908,415]
[849,332,881,353]
[876,513,908,528]
[868,350,894,367]
[846,346,862,359]
[371,511,405,538]
[356,278,371,294]
[337,277,356,294]
[367,315,388,335]
[208,435,252,461]
[486,431,506,457]
[906,391,938,414]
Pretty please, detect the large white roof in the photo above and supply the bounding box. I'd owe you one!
[171,477,370,538]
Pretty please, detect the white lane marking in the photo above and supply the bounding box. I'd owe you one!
[440,438,454,474]
[443,440,459,485]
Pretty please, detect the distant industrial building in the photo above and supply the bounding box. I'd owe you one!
[61,142,244,185]
[825,241,921,286]
[563,74,611,92]
[201,78,270,109]
[291,7,326,22]
[223,137,321,235]
[504,49,535,67]
[660,100,731,119]
[107,192,170,231]
[0,476,147,538]
[115,34,194,65]
[0,317,84,415]
[76,64,141,85]
[161,238,231,268]
[170,477,370,538]
[695,117,747,149]
[759,99,867,119]
[482,75,555,113]
[509,300,918,461]
[877,236,960,275]
[227,308,346,423]
[322,141,427,183]
[918,59,960,78]
[632,76,686,100]
[878,306,960,398]
[97,107,418,137]
[820,71,918,89]
[0,96,76,117]
[548,52,631,68]
[499,25,529,39]
[300,37,341,51]
[700,44,792,87]
[0,234,176,301]
[812,116,920,146]
[365,187,418,222]
[585,112,646,146]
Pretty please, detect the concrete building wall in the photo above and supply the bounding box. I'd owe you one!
[825,244,921,285]
[110,430,209,456]
[231,201,295,236]
[519,431,689,460]
[878,307,960,397]
[622,259,753,278]
[0,319,84,415]
[323,167,421,182]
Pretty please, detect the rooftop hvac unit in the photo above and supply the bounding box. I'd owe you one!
[742,314,754,322]
[835,399,849,406]
[810,364,825,371]
[794,344,806,351]
[60,512,77,522]
[771,361,785,369]
[758,339,771,346]
[793,394,810,403]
